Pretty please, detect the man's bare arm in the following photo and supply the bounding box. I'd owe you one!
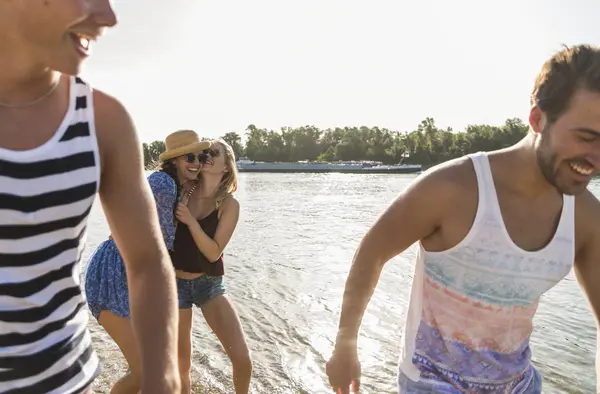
[573,192,600,393]
[335,164,460,348]
[94,91,179,392]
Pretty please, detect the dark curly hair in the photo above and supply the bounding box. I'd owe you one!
[156,160,181,216]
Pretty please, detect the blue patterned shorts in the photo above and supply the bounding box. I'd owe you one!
[176,275,226,309]
[398,369,542,394]
[85,240,130,320]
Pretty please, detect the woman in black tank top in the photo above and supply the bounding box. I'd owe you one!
[173,139,252,394]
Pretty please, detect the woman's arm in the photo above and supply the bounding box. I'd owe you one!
[148,172,178,250]
[176,197,240,262]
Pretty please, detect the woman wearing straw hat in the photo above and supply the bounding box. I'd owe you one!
[85,130,210,394]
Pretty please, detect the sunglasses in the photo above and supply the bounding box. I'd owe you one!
[184,148,221,164]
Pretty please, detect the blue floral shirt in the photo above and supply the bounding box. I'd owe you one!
[85,171,178,319]
[147,171,177,250]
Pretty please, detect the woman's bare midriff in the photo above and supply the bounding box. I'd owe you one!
[175,270,205,280]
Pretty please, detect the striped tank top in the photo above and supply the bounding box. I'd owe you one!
[399,152,574,393]
[0,76,100,393]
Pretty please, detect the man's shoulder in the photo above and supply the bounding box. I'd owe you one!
[399,155,478,220]
[575,188,600,228]
[416,155,477,194]
[573,188,600,258]
[576,189,600,218]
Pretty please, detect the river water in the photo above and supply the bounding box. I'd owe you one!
[84,173,597,394]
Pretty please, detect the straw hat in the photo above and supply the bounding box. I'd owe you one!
[158,130,211,161]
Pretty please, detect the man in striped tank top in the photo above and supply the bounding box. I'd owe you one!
[0,1,180,393]
[327,44,600,394]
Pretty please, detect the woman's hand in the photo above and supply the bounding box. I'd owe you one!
[176,203,195,226]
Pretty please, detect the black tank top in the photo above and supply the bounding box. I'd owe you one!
[171,209,225,275]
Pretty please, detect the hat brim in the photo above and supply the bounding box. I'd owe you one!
[158,141,211,161]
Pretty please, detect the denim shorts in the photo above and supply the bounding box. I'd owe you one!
[176,275,226,309]
[398,368,542,394]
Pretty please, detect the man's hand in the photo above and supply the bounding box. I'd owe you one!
[326,341,361,394]
[94,90,180,393]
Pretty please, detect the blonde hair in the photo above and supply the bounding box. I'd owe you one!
[209,138,238,206]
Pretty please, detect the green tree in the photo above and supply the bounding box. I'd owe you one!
[141,118,530,168]
[220,131,244,159]
[142,140,166,169]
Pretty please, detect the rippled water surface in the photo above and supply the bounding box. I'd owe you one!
[83,173,598,393]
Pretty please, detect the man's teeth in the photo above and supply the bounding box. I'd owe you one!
[75,35,91,50]
[570,162,593,176]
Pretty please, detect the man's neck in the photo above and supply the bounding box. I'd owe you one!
[500,135,558,198]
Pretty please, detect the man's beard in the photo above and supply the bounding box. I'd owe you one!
[535,125,593,195]
[535,125,561,190]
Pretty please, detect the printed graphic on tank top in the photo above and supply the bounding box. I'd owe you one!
[0,77,101,393]
[398,151,574,393]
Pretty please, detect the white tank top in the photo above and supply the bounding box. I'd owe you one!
[0,76,101,393]
[399,152,574,393]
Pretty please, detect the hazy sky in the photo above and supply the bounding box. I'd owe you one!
[82,0,600,143]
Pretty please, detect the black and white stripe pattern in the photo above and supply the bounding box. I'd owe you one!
[0,76,101,393]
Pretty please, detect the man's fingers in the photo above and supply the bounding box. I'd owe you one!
[328,377,349,394]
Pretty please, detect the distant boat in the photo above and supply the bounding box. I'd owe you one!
[235,157,422,174]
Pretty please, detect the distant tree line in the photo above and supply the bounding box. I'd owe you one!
[142,117,529,168]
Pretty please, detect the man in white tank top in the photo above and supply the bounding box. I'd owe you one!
[327,44,600,394]
[0,1,180,393]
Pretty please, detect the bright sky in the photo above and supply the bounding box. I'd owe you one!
[81,0,600,143]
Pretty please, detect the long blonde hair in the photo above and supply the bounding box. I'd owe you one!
[209,138,238,206]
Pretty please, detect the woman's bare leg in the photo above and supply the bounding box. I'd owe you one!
[178,308,194,394]
[201,296,252,394]
[97,311,142,394]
